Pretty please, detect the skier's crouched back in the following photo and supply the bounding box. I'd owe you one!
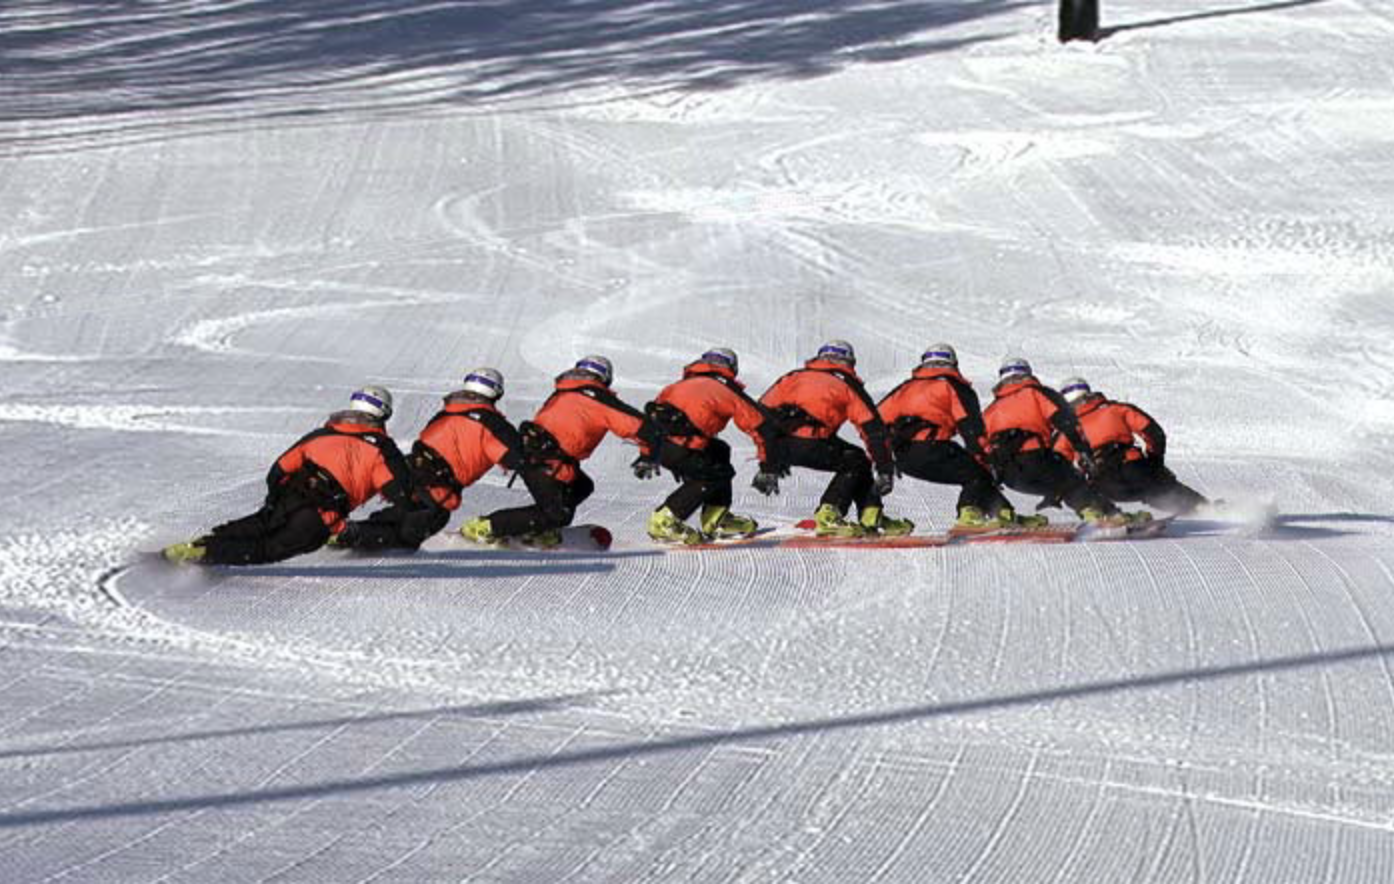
[162,386,414,566]
[464,355,657,546]
[337,369,525,551]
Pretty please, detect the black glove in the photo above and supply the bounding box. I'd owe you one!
[631,455,661,480]
[1077,450,1098,482]
[752,468,781,496]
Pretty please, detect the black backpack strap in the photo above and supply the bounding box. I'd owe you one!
[770,403,825,433]
[944,376,987,456]
[826,368,892,469]
[564,385,662,453]
[987,428,1036,470]
[266,426,343,493]
[268,425,410,505]
[461,408,526,470]
[407,441,462,496]
[889,415,939,450]
[356,430,414,506]
[1041,384,1091,454]
[687,370,771,414]
[645,400,704,439]
[877,377,916,408]
[518,420,578,467]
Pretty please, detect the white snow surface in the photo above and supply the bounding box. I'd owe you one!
[4,0,1394,880]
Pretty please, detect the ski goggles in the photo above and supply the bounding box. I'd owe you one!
[700,350,738,373]
[464,372,504,396]
[350,389,392,419]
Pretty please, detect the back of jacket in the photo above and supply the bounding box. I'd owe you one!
[1056,395,1162,463]
[417,397,521,507]
[878,366,980,446]
[534,372,649,463]
[984,379,1061,452]
[656,361,770,460]
[760,360,877,439]
[274,413,405,510]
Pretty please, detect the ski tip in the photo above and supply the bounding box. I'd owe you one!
[588,525,614,551]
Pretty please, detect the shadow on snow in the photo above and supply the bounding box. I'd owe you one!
[3,641,1390,828]
[1099,0,1328,39]
[0,0,1027,128]
[0,691,614,762]
[228,560,618,579]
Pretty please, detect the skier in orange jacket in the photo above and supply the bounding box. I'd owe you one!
[638,347,784,544]
[162,386,414,565]
[1056,376,1209,515]
[460,355,659,546]
[878,344,1018,530]
[336,368,526,551]
[758,340,912,537]
[983,357,1134,524]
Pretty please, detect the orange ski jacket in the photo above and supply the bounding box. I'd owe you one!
[983,378,1090,458]
[529,371,656,481]
[877,365,988,455]
[268,412,412,530]
[760,359,892,468]
[412,395,525,510]
[652,360,777,462]
[1055,394,1166,465]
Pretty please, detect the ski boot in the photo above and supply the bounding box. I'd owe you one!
[1002,507,1049,529]
[700,505,758,538]
[460,516,497,544]
[648,507,707,546]
[1080,507,1133,527]
[955,505,989,527]
[813,504,866,538]
[162,539,207,565]
[952,506,996,533]
[860,505,914,537]
[519,528,563,548]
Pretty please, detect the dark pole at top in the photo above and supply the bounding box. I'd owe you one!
[1058,0,1100,41]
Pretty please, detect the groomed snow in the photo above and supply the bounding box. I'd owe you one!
[3,1,1394,880]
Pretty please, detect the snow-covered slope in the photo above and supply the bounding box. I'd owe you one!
[3,1,1394,880]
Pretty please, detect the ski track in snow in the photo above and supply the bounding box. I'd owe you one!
[4,0,1394,880]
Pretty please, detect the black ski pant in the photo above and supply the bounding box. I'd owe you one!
[895,441,1011,515]
[487,464,594,537]
[1000,449,1117,516]
[1094,458,1208,515]
[1058,0,1099,42]
[656,438,735,520]
[337,499,452,552]
[785,436,879,515]
[200,493,333,565]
